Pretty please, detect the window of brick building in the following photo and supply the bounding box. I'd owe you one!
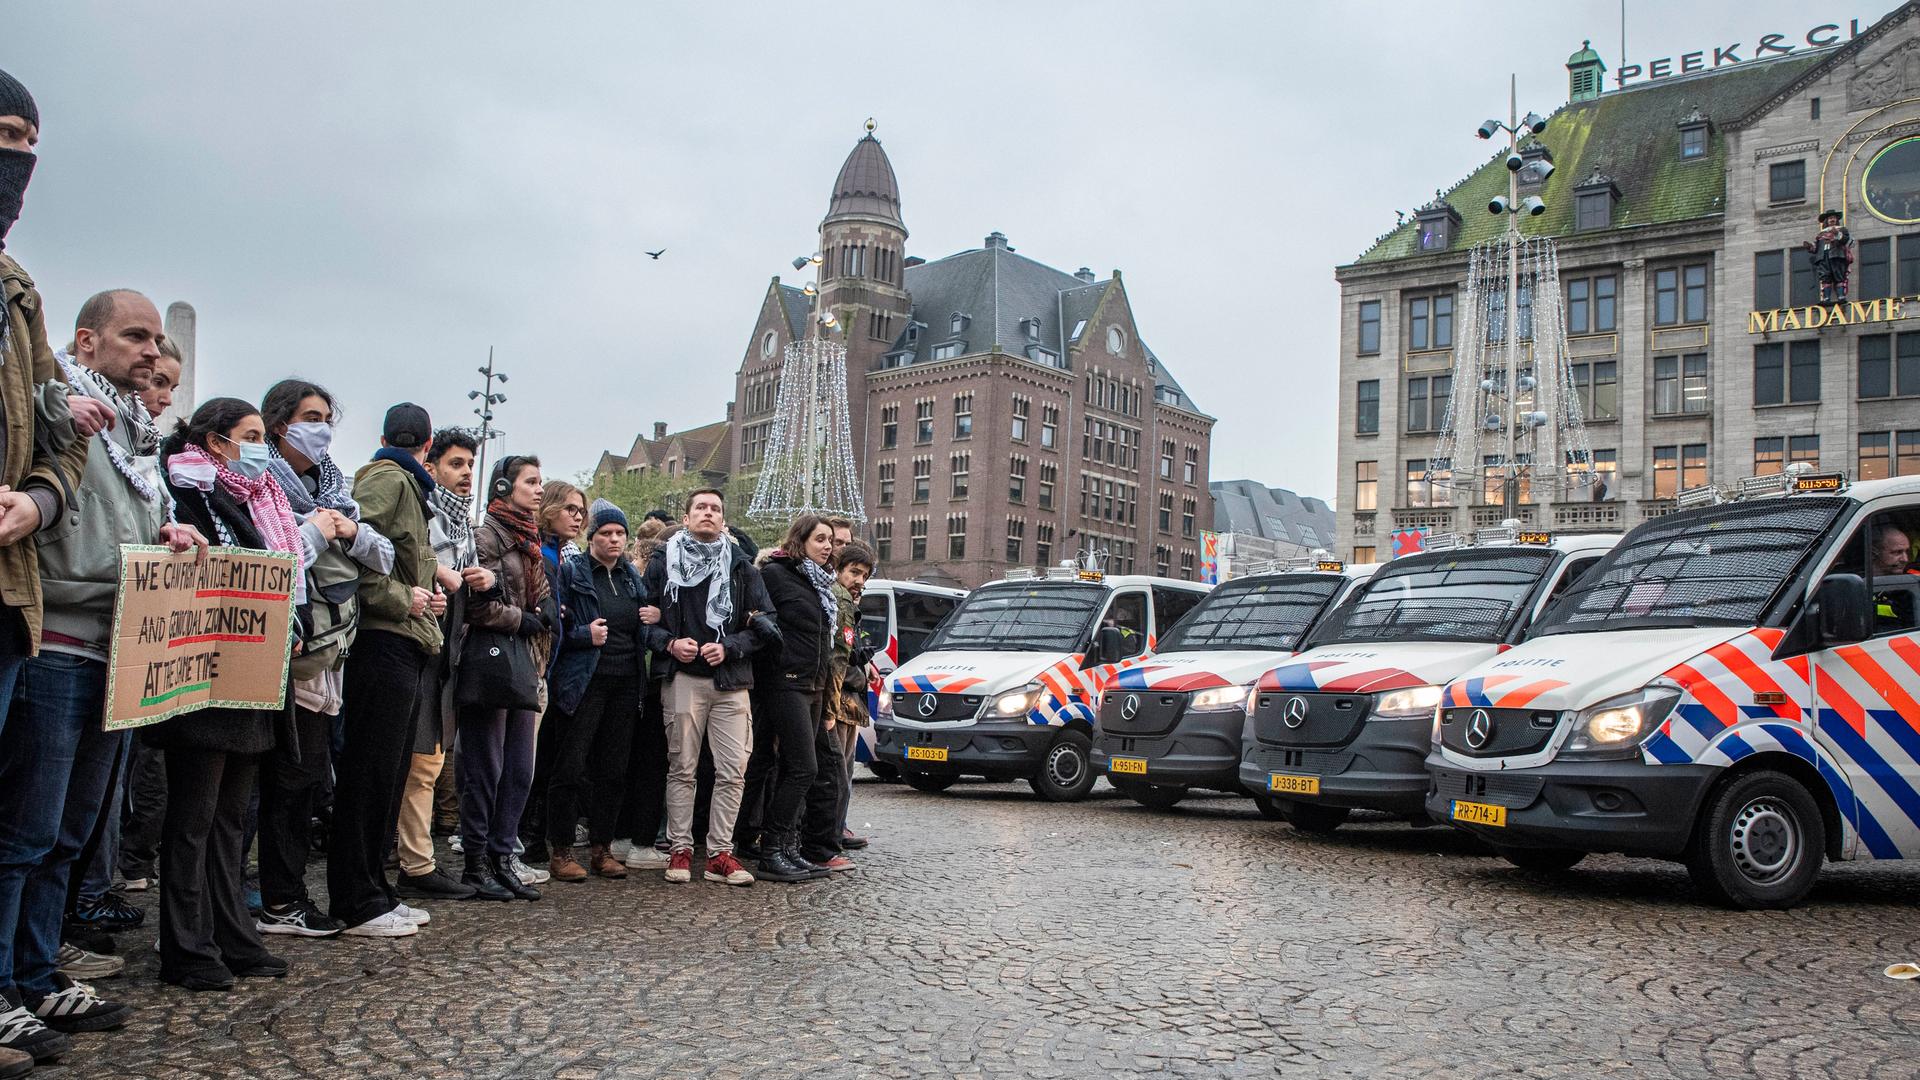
[1184,446,1198,484]
[953,393,973,440]
[1038,464,1056,510]
[1181,497,1196,539]
[1010,396,1029,441]
[909,518,928,561]
[873,520,892,563]
[912,457,930,503]
[1041,405,1058,448]
[1006,519,1024,564]
[915,400,934,443]
[950,452,970,498]
[880,405,898,450]
[1009,457,1027,503]
[947,515,967,559]
[877,461,896,506]
[1035,524,1054,567]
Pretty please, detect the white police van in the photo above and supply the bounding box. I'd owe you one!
[873,568,1210,801]
[1242,528,1618,833]
[1429,470,1920,909]
[849,578,966,779]
[1090,558,1377,812]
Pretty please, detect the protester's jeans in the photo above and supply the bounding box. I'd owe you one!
[545,674,638,848]
[257,707,333,909]
[798,718,845,862]
[834,720,861,837]
[328,630,430,929]
[75,731,132,903]
[662,676,750,855]
[457,706,538,858]
[0,652,116,996]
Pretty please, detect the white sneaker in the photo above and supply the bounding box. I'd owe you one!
[392,904,430,926]
[574,823,590,846]
[609,838,633,862]
[448,834,464,854]
[624,845,669,869]
[340,911,418,938]
[510,855,549,886]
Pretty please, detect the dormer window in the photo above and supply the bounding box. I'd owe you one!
[1025,345,1058,367]
[932,341,964,361]
[1517,143,1553,191]
[905,321,921,345]
[1019,316,1041,341]
[1677,107,1710,160]
[1414,199,1461,252]
[949,312,970,335]
[1573,168,1620,232]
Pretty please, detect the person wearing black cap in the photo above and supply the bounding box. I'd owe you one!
[327,404,446,938]
[0,63,98,1078]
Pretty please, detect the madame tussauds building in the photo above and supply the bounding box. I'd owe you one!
[1333,5,1920,565]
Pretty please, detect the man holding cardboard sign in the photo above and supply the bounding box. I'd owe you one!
[0,289,205,1045]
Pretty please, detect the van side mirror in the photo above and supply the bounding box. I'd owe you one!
[1087,626,1126,666]
[1816,574,1873,647]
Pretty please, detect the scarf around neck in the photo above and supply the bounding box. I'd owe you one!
[796,553,838,626]
[429,485,475,568]
[372,446,435,500]
[266,440,357,519]
[665,529,733,634]
[55,349,165,507]
[167,442,304,557]
[487,497,545,600]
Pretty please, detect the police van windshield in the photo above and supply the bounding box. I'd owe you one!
[1531,497,1848,636]
[1306,549,1555,646]
[924,583,1103,653]
[1158,575,1344,652]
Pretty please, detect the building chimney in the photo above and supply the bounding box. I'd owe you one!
[984,231,1009,250]
[725,400,735,421]
[653,421,668,441]
[1074,267,1096,283]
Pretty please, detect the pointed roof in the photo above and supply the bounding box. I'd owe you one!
[825,133,904,229]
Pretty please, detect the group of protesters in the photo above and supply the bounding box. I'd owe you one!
[0,67,882,1075]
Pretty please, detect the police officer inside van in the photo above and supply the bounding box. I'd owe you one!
[1870,523,1918,632]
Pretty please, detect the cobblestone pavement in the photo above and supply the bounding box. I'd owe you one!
[62,777,1920,1079]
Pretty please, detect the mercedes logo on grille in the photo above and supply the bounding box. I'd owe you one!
[1465,709,1493,749]
[917,693,939,718]
[1121,694,1140,720]
[1282,697,1309,728]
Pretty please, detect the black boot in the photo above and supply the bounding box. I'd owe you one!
[461,850,512,902]
[782,838,830,880]
[755,831,810,883]
[736,832,765,861]
[491,854,540,901]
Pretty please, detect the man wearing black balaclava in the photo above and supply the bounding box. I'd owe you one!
[0,66,108,1072]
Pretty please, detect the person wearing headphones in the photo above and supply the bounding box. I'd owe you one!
[455,456,556,901]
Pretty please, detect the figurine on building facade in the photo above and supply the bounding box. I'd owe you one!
[1805,209,1853,303]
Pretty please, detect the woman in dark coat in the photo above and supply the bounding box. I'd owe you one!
[748,514,838,883]
[153,397,322,990]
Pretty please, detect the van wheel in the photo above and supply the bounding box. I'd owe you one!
[866,762,900,782]
[903,771,956,794]
[1029,730,1096,802]
[1115,781,1186,811]
[1493,846,1586,872]
[1684,769,1823,910]
[1283,802,1350,834]
[1250,794,1288,821]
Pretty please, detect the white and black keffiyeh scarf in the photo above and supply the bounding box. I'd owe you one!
[665,530,733,634]
[798,555,837,625]
[266,441,358,519]
[54,349,165,508]
[429,485,475,571]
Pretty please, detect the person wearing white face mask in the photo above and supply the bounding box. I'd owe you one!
[252,381,403,936]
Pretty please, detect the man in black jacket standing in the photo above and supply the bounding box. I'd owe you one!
[640,489,773,887]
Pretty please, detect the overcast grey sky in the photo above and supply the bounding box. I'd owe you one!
[8,0,1849,498]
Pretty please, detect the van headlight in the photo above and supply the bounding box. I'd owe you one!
[992,683,1043,717]
[877,689,894,719]
[1561,686,1682,757]
[1370,684,1442,720]
[1188,684,1250,713]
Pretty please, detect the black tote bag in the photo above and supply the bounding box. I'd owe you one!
[454,629,540,712]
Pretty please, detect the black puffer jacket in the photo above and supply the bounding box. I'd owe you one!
[756,552,834,693]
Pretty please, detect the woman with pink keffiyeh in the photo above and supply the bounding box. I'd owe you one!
[147,397,331,991]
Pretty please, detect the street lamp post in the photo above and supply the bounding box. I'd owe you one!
[468,347,509,524]
[1477,78,1551,513]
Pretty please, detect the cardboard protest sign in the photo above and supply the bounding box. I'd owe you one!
[105,545,298,731]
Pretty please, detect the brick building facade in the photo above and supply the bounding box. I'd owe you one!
[729,132,1215,587]
[1334,7,1920,562]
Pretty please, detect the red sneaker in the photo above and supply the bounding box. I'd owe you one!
[664,849,692,884]
[819,854,857,873]
[702,851,755,886]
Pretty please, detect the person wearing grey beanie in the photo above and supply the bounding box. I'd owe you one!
[587,498,628,539]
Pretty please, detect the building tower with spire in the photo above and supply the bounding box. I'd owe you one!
[818,124,912,462]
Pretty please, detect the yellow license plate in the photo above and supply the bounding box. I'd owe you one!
[1451,800,1507,827]
[906,746,948,762]
[1109,756,1148,775]
[1267,773,1320,795]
